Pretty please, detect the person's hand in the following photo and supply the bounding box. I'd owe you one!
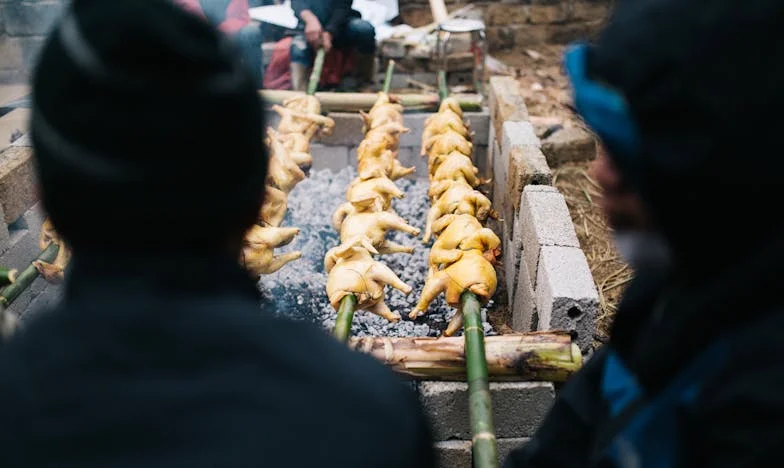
[321,31,333,52]
[303,15,323,49]
[592,144,651,231]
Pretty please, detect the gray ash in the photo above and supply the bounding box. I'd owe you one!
[258,167,496,338]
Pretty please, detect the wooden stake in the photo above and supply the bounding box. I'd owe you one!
[307,48,327,96]
[0,243,59,307]
[333,294,357,342]
[462,291,498,468]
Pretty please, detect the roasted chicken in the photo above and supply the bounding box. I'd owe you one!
[360,93,405,131]
[345,176,405,212]
[266,128,306,194]
[423,181,494,242]
[357,123,410,157]
[429,151,481,187]
[428,214,500,276]
[422,111,472,145]
[259,186,289,227]
[33,217,71,285]
[409,249,497,335]
[241,225,302,276]
[273,104,335,136]
[339,211,420,255]
[422,130,473,158]
[325,236,412,322]
[358,150,416,181]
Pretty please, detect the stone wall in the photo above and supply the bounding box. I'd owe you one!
[0,0,67,83]
[399,0,612,52]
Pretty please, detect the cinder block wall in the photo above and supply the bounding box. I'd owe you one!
[487,76,597,353]
[398,0,612,52]
[0,0,67,83]
[0,136,61,320]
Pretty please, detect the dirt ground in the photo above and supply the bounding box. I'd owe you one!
[495,45,632,342]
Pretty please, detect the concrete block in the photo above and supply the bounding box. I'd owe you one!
[535,246,598,352]
[503,211,522,307]
[311,144,349,172]
[0,108,29,151]
[465,112,490,146]
[420,381,555,441]
[22,283,62,320]
[435,438,529,468]
[10,132,31,147]
[2,1,65,36]
[318,113,364,147]
[512,255,538,332]
[519,185,580,290]
[400,113,429,148]
[501,121,541,154]
[21,201,45,235]
[397,146,428,179]
[488,76,528,139]
[541,127,596,166]
[0,203,9,255]
[473,145,488,179]
[0,146,38,224]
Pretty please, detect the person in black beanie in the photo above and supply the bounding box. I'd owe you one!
[505,0,784,467]
[0,1,436,467]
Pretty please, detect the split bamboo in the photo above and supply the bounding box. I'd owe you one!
[259,90,482,113]
[349,331,581,381]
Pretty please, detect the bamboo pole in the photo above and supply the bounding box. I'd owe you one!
[0,267,17,287]
[333,294,357,343]
[462,291,498,468]
[348,331,582,381]
[438,70,449,102]
[0,243,59,307]
[307,48,327,96]
[259,90,482,113]
[383,60,396,94]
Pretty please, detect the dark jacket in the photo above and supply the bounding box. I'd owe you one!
[0,254,436,467]
[291,0,358,35]
[504,235,784,467]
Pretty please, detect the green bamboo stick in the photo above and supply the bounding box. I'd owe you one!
[0,267,17,287]
[462,291,499,468]
[438,70,449,102]
[307,48,327,96]
[333,294,357,342]
[0,243,59,307]
[382,60,396,93]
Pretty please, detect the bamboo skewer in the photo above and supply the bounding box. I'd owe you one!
[0,243,59,307]
[462,291,498,467]
[383,60,396,94]
[333,294,357,343]
[307,48,327,96]
[0,267,17,288]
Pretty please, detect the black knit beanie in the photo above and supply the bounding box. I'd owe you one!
[31,0,266,253]
[586,0,784,270]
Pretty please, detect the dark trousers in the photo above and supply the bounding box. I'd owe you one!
[290,18,376,65]
[233,25,264,87]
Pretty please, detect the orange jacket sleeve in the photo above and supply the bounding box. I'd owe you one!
[219,0,251,35]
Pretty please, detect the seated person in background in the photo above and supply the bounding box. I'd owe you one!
[290,0,376,91]
[0,1,436,467]
[174,0,264,87]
